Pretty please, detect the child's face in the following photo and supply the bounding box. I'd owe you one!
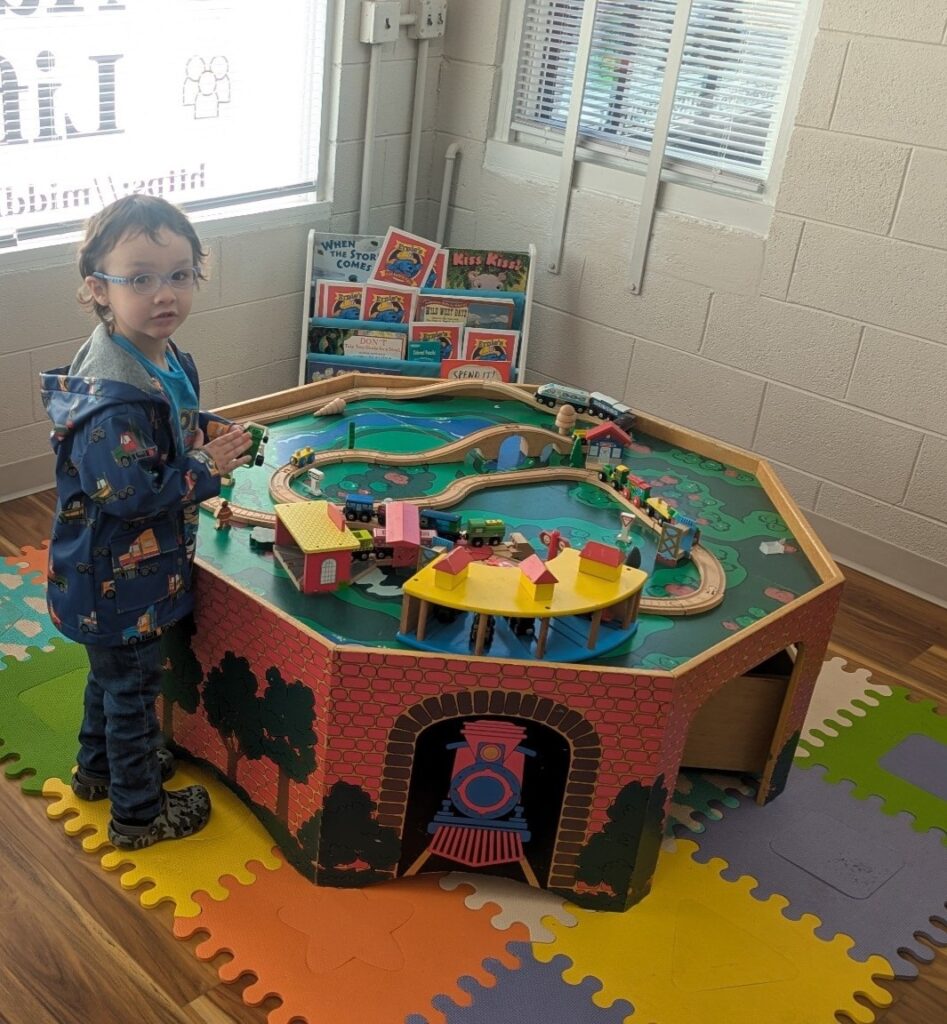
[86,227,196,353]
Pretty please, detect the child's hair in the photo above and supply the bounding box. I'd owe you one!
[77,194,208,325]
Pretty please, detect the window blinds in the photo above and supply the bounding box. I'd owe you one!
[512,0,805,185]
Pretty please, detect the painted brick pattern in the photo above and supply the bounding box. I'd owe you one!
[168,558,840,901]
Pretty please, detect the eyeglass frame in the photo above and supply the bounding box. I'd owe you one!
[90,267,201,296]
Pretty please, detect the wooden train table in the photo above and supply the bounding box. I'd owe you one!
[162,374,843,911]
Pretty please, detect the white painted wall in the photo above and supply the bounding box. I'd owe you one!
[431,0,947,604]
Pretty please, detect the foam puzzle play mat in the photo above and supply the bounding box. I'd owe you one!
[3,375,945,1021]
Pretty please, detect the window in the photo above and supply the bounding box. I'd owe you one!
[320,558,337,586]
[511,0,806,191]
[0,0,327,251]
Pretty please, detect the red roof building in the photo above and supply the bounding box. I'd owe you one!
[579,541,624,582]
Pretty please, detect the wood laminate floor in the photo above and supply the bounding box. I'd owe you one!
[0,491,944,1023]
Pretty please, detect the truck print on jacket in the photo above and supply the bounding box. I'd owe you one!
[40,324,229,647]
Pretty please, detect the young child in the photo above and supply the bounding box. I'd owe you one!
[39,194,252,850]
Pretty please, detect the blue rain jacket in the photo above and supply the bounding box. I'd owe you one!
[39,324,228,646]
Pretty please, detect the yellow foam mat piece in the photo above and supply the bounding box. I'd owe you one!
[43,763,280,916]
[534,840,894,1024]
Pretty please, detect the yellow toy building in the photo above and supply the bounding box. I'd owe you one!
[433,546,474,590]
[272,500,360,593]
[518,554,558,601]
[578,540,624,582]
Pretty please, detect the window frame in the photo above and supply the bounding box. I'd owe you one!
[491,0,823,231]
[0,0,337,264]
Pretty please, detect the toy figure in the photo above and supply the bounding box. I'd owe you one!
[215,499,234,531]
[306,468,325,497]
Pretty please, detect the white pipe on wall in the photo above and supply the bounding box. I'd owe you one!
[546,0,599,274]
[628,0,693,293]
[436,141,461,243]
[358,43,383,234]
[403,37,429,233]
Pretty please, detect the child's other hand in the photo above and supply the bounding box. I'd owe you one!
[202,423,252,476]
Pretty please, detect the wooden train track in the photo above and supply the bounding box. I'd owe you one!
[267,425,574,504]
[203,462,726,617]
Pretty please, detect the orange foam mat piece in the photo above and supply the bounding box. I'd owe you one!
[3,541,50,582]
[174,862,529,1024]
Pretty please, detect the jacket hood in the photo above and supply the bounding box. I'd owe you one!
[40,324,171,445]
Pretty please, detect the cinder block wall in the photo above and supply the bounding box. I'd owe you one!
[432,1,947,603]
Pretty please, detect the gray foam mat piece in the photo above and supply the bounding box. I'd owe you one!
[409,942,634,1023]
[878,732,947,802]
[682,765,947,977]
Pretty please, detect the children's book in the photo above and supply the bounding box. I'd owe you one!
[463,327,520,363]
[414,294,470,324]
[409,321,463,360]
[424,248,448,288]
[418,289,523,329]
[317,280,365,320]
[445,249,530,292]
[465,296,517,329]
[306,352,440,383]
[312,234,382,283]
[440,358,513,383]
[308,234,383,316]
[370,227,440,288]
[308,318,406,356]
[406,340,442,363]
[362,282,416,324]
[343,333,406,360]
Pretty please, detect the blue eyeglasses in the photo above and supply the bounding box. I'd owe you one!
[92,267,200,296]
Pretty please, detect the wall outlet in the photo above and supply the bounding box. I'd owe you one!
[360,1,402,44]
[408,0,447,40]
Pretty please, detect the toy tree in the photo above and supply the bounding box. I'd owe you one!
[160,615,203,741]
[202,651,265,778]
[555,403,577,436]
[261,666,318,822]
[569,435,585,468]
[315,781,401,884]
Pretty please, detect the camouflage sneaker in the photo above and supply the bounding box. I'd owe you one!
[71,747,176,802]
[107,785,211,850]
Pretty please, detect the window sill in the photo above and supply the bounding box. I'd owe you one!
[484,139,774,236]
[0,197,332,276]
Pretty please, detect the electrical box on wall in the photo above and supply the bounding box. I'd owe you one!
[360,1,401,44]
[408,0,447,39]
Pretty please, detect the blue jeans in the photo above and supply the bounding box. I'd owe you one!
[78,636,164,822]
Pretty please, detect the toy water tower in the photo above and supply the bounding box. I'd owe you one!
[656,513,698,566]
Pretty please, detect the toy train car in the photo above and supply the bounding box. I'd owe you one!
[625,474,652,507]
[464,517,505,547]
[350,528,396,563]
[535,383,634,423]
[419,508,463,542]
[342,494,388,524]
[419,509,505,547]
[646,497,676,523]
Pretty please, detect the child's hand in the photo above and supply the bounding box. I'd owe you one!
[202,423,252,476]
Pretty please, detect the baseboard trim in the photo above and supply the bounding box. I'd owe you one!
[804,509,947,609]
[1,454,56,504]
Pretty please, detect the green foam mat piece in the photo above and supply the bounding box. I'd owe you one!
[0,638,86,793]
[796,686,947,836]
